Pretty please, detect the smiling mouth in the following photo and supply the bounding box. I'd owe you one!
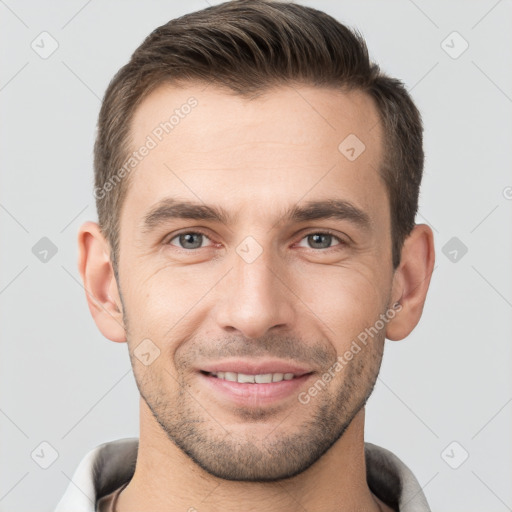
[201,370,309,384]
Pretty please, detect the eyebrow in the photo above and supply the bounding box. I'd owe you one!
[142,197,372,233]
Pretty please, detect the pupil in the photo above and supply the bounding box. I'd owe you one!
[181,233,202,249]
[310,234,330,248]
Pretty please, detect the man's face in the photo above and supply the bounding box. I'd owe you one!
[116,83,395,481]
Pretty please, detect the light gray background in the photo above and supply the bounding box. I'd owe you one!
[1,1,511,511]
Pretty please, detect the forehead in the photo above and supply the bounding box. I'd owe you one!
[122,82,386,226]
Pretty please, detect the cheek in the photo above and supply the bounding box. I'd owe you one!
[292,263,387,341]
[122,265,215,342]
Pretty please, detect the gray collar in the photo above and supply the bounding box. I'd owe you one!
[55,438,431,511]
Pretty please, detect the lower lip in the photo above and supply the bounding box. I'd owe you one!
[198,372,313,406]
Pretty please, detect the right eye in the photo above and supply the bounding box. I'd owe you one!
[167,231,214,250]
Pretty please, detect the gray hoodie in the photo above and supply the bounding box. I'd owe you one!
[54,438,431,511]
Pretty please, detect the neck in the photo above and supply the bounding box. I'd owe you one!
[117,399,388,512]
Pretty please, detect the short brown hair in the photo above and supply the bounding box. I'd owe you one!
[94,0,423,272]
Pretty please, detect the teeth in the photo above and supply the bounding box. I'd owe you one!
[209,371,297,383]
[238,373,255,383]
[255,374,273,383]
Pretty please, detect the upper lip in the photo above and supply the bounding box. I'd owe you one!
[199,359,313,377]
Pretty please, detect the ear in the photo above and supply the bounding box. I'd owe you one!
[386,224,435,341]
[77,221,126,343]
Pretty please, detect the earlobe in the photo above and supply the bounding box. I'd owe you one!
[77,221,127,343]
[386,224,435,341]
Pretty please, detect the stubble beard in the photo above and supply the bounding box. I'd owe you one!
[128,331,385,482]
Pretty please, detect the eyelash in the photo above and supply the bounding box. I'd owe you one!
[166,229,348,251]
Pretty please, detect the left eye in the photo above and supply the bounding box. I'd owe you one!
[297,233,344,250]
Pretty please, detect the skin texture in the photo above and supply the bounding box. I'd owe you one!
[78,83,435,512]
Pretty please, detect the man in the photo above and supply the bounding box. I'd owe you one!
[55,0,435,510]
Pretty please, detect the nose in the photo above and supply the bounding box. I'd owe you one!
[214,246,296,340]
